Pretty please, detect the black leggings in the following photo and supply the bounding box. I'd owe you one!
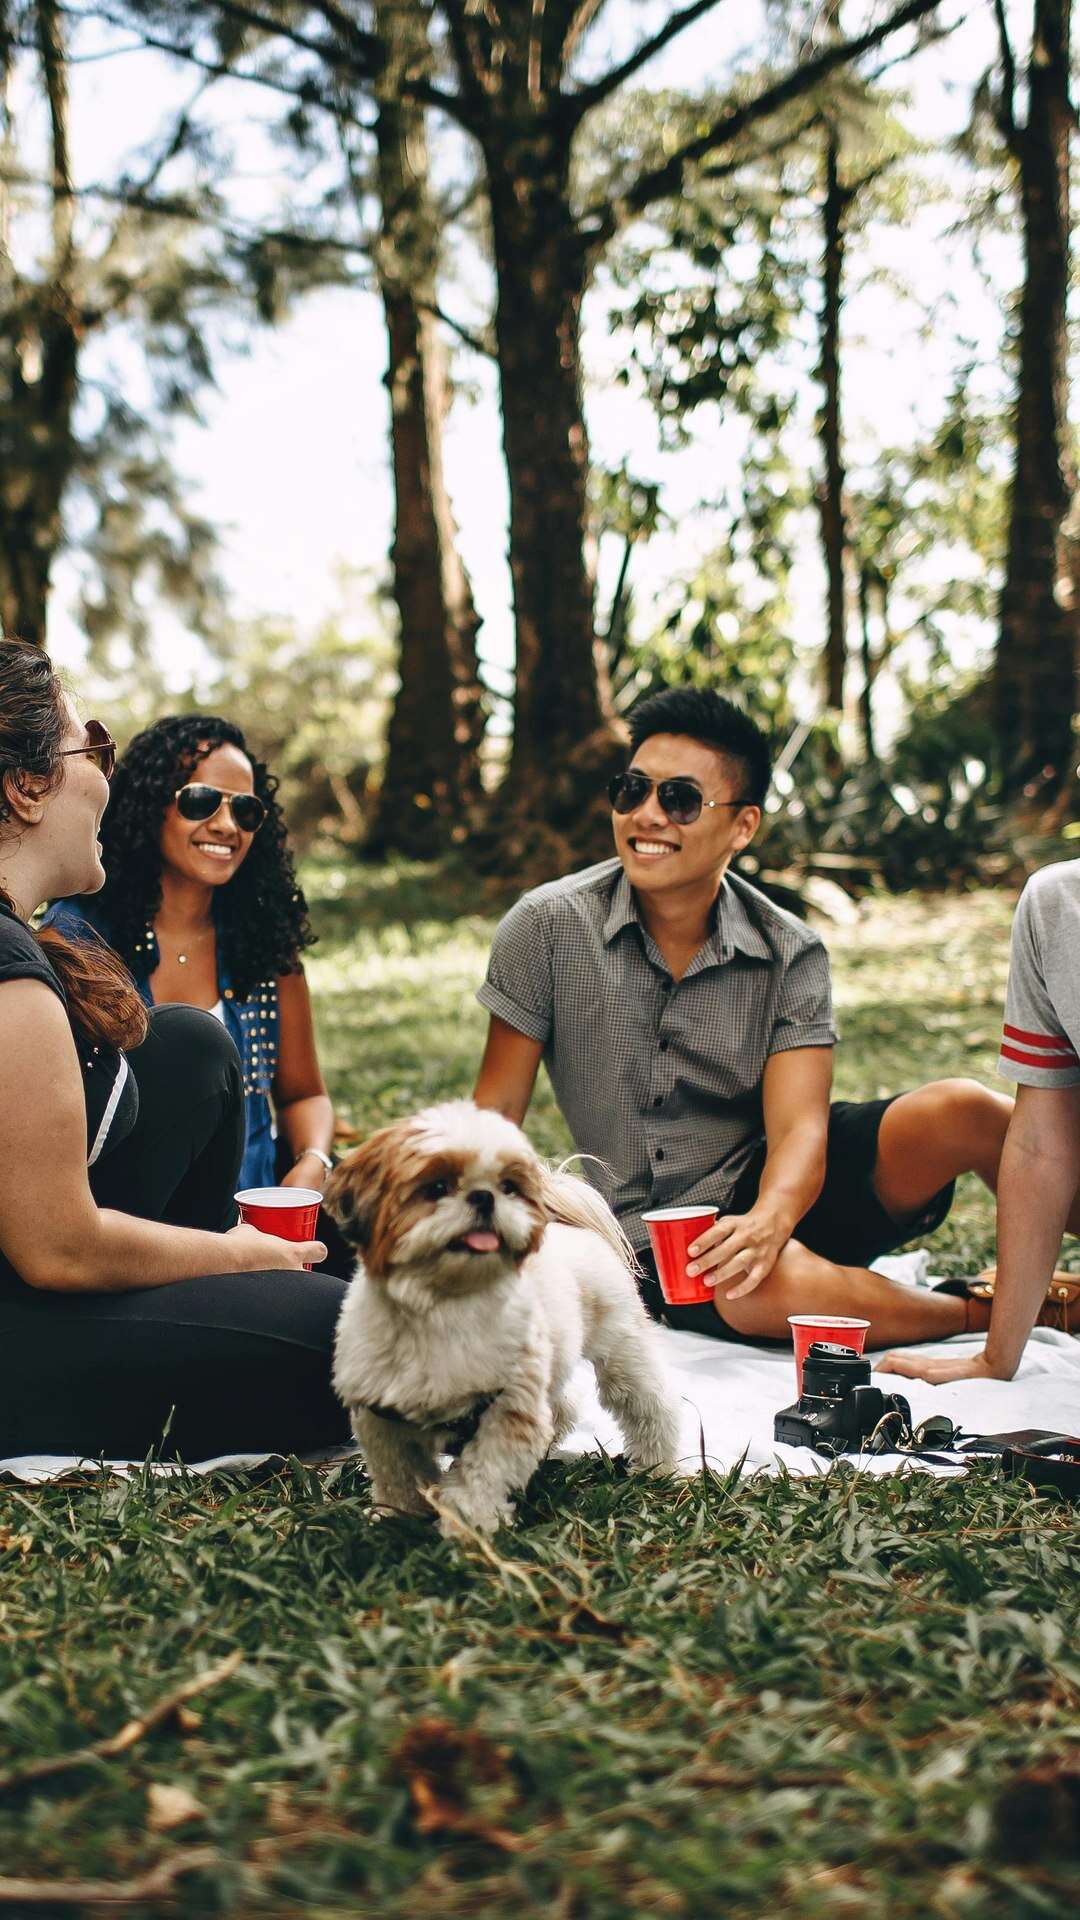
[0,1006,351,1460]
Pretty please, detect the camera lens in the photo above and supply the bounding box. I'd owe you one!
[801,1342,872,1401]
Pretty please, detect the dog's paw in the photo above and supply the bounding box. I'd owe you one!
[368,1482,437,1522]
[434,1484,515,1539]
[624,1447,680,1478]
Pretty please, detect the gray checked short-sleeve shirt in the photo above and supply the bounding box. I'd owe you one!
[478,857,837,1252]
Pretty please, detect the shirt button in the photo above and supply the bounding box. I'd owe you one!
[655,1148,665,1161]
[653,1095,663,1108]
[658,1040,669,1053]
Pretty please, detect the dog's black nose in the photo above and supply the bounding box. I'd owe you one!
[467,1188,495,1217]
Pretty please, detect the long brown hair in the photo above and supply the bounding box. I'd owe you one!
[0,641,148,1051]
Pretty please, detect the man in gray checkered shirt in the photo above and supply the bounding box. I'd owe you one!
[475,686,1019,1351]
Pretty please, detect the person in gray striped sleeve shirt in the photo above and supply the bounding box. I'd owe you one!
[474,686,1021,1352]
[886,860,1080,1383]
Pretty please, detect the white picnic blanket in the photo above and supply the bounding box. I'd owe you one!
[2,1256,1078,1485]
[562,1323,1080,1479]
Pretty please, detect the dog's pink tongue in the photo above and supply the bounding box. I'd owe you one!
[463,1229,500,1253]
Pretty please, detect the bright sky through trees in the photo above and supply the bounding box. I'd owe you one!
[20,1,1019,722]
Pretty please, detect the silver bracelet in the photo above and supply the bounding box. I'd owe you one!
[294,1147,333,1174]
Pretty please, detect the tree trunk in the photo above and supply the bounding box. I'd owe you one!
[484,120,617,837]
[816,127,849,722]
[0,0,78,644]
[857,564,876,765]
[994,0,1077,794]
[368,0,485,857]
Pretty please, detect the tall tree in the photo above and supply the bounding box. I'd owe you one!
[105,0,487,850]
[124,0,944,846]
[0,0,80,640]
[991,0,1077,793]
[430,0,943,823]
[817,122,851,719]
[0,1,291,647]
[365,0,485,854]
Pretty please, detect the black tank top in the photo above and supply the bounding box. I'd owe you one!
[0,900,138,1164]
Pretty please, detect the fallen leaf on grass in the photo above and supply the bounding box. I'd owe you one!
[147,1782,205,1832]
[0,1529,32,1556]
[392,1716,523,1851]
[558,1602,629,1642]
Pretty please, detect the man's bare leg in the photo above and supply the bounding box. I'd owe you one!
[871,1079,1013,1216]
[871,1078,1080,1292]
[706,1078,1074,1344]
[712,1239,990,1347]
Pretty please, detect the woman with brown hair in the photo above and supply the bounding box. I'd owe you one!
[0,640,350,1461]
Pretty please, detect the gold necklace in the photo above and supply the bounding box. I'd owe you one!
[156,923,214,967]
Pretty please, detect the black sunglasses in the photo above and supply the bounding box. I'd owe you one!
[864,1410,963,1457]
[174,783,267,834]
[58,719,116,782]
[607,769,751,826]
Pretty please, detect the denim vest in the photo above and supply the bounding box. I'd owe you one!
[43,898,280,1191]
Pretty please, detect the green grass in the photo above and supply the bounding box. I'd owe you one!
[2,865,1078,1917]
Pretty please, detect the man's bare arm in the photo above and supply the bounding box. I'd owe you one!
[885,1082,1080,1384]
[473,1015,544,1126]
[687,1045,832,1296]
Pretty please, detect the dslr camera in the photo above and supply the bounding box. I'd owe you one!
[774,1341,911,1454]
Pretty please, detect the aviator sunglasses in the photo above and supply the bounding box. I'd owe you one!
[174,783,267,835]
[608,769,751,826]
[58,719,116,782]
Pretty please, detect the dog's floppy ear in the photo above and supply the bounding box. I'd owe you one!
[324,1122,404,1249]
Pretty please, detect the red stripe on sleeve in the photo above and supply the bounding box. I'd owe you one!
[1002,1023,1077,1054]
[1000,1043,1080,1071]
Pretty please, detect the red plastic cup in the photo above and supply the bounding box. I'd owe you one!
[234,1187,322,1270]
[788,1315,871,1395]
[643,1206,719,1307]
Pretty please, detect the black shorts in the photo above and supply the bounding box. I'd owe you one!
[639,1095,955,1345]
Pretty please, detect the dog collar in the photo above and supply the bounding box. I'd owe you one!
[359,1391,501,1446]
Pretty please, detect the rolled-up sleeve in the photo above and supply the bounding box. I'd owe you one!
[998,882,1080,1087]
[477,896,554,1044]
[768,941,837,1055]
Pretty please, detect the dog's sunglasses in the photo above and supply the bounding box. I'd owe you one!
[607,769,751,826]
[174,783,267,835]
[58,720,116,782]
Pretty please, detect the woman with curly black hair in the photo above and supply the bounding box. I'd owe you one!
[46,715,335,1196]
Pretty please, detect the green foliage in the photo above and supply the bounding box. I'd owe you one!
[89,595,395,847]
[196,606,397,841]
[847,375,1008,647]
[1,3,364,649]
[616,549,802,738]
[759,755,1008,894]
[599,67,1010,773]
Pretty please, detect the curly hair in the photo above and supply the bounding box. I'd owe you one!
[94,715,315,1001]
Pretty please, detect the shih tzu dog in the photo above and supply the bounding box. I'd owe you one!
[326,1101,681,1537]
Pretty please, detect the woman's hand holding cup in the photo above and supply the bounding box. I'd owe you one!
[225,1222,327,1271]
[233,1186,325,1271]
